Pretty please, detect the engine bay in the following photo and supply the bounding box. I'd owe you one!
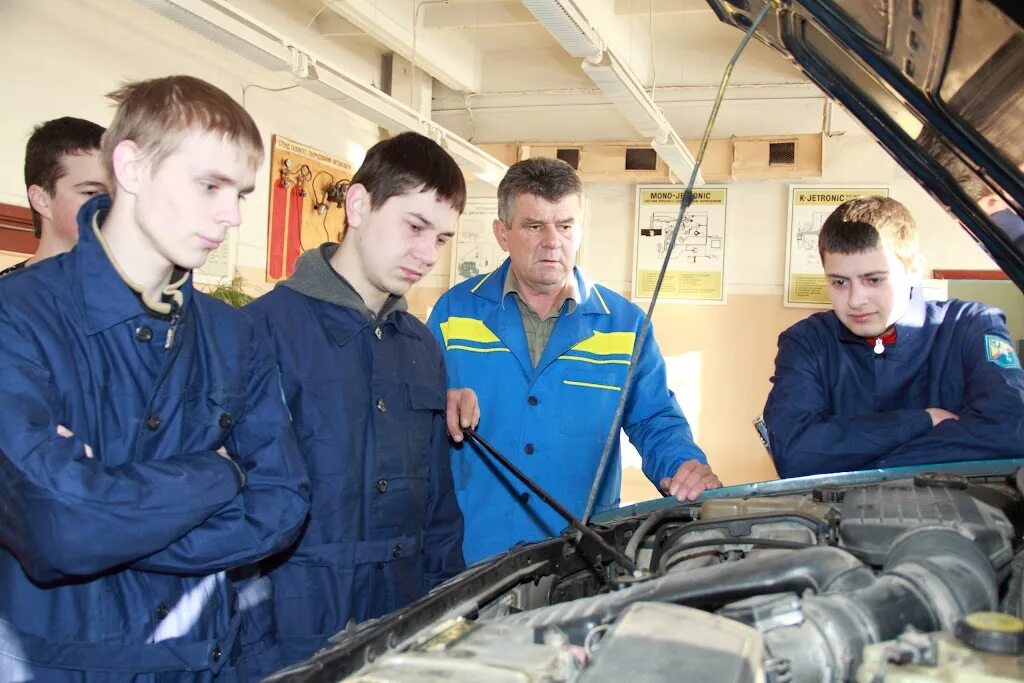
[277,469,1024,682]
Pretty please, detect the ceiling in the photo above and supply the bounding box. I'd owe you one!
[253,0,833,144]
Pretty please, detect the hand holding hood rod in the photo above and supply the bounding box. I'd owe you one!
[463,427,638,575]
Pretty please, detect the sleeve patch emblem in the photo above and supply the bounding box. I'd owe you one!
[985,334,1021,370]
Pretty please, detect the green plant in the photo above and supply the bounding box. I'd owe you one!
[206,279,255,307]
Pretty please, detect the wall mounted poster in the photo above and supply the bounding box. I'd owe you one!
[450,199,503,287]
[785,185,890,307]
[632,184,728,304]
[266,135,355,282]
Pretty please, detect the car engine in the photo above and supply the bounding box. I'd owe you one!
[279,470,1024,682]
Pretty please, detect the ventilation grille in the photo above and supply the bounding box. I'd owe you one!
[556,148,580,170]
[625,147,658,171]
[769,140,796,165]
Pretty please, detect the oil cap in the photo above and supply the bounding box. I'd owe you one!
[954,611,1024,655]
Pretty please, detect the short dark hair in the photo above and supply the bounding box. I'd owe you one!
[818,196,919,269]
[24,117,105,236]
[348,132,467,226]
[497,157,582,225]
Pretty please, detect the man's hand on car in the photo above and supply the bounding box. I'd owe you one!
[660,459,722,502]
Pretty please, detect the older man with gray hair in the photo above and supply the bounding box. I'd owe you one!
[428,157,719,564]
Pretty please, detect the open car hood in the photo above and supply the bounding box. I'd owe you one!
[707,0,1024,287]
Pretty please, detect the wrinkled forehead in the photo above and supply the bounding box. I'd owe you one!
[510,191,583,222]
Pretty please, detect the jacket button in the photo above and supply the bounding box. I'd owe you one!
[374,327,383,340]
[524,443,535,454]
[376,398,386,412]
[527,395,538,406]
[218,412,233,429]
[376,479,389,493]
[520,492,530,504]
[146,413,161,431]
[155,602,170,620]
[135,326,153,342]
[211,644,222,662]
[377,561,386,569]
[392,544,403,558]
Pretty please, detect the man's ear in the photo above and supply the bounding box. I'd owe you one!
[492,218,510,252]
[111,140,146,196]
[344,183,370,230]
[27,185,52,221]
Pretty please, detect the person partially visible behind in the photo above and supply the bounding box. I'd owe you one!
[245,132,465,670]
[0,75,310,682]
[763,196,1024,478]
[1,116,108,277]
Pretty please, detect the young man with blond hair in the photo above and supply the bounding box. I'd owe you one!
[763,196,1024,478]
[245,132,465,669]
[1,117,108,277]
[0,75,309,681]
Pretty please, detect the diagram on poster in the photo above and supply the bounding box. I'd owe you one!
[451,199,504,286]
[785,186,889,307]
[633,185,728,303]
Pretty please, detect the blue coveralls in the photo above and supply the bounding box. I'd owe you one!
[428,259,707,564]
[764,287,1024,477]
[245,245,464,668]
[0,195,310,681]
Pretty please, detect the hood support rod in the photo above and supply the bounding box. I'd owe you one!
[464,427,637,575]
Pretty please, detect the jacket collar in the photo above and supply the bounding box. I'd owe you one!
[278,243,408,319]
[471,258,612,317]
[470,258,614,382]
[835,285,928,353]
[278,243,417,347]
[76,194,193,335]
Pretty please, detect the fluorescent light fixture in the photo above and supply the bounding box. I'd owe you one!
[526,0,701,183]
[521,0,602,58]
[133,0,507,186]
[134,0,289,71]
[651,130,702,185]
[581,52,666,139]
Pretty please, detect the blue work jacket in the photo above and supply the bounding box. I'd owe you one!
[764,287,1024,477]
[245,253,464,668]
[428,259,706,564]
[0,195,310,682]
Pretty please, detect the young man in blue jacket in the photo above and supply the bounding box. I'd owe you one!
[429,157,719,565]
[0,75,310,682]
[1,116,108,277]
[763,196,1024,478]
[245,132,466,668]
